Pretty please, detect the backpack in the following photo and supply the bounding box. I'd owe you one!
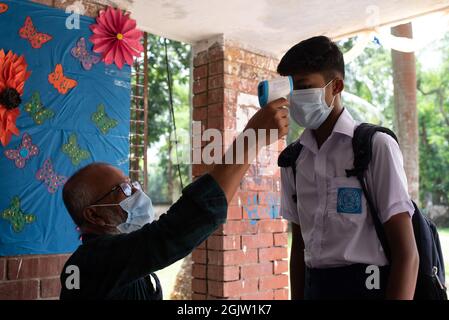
[278,123,448,300]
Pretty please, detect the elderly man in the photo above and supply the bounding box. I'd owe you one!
[59,99,289,299]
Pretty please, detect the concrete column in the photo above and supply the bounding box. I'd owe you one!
[391,22,419,201]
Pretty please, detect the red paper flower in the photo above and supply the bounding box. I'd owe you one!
[89,7,143,69]
[0,50,31,147]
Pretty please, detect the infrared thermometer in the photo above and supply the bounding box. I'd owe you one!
[257,76,293,107]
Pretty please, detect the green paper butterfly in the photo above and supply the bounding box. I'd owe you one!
[91,104,118,135]
[62,134,91,166]
[24,92,55,125]
[1,196,36,233]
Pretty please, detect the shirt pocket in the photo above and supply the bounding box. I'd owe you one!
[328,176,367,222]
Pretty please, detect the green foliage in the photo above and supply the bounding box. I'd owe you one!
[141,35,191,203]
[416,34,449,205]
[133,35,191,146]
[339,37,395,126]
[339,34,449,207]
[154,81,191,202]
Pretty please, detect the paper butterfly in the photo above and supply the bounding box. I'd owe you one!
[0,3,8,14]
[19,16,52,49]
[4,133,39,169]
[48,64,78,94]
[24,92,54,125]
[62,134,91,166]
[36,159,67,194]
[1,196,36,233]
[71,37,101,70]
[91,104,118,135]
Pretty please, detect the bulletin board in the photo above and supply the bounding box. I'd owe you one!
[0,0,131,255]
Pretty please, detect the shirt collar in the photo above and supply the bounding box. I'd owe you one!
[332,108,356,138]
[299,108,356,153]
[298,128,317,153]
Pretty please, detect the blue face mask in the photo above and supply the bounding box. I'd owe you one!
[289,80,336,129]
[117,190,155,233]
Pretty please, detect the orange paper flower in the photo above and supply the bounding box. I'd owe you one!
[0,50,31,146]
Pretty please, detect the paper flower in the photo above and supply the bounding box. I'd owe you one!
[89,6,143,69]
[0,50,31,147]
[0,3,8,14]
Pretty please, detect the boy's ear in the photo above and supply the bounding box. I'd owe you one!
[333,78,344,95]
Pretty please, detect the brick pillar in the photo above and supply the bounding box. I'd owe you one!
[0,254,70,299]
[191,36,289,300]
[391,23,419,201]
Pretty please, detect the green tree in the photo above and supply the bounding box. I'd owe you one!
[339,37,395,126]
[339,35,449,210]
[146,35,191,146]
[141,35,191,203]
[416,34,449,206]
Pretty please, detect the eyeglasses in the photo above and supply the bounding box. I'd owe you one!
[90,180,142,207]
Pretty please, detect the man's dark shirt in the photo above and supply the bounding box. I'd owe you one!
[60,174,227,299]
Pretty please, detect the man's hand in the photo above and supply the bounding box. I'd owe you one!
[244,97,290,146]
[209,97,290,203]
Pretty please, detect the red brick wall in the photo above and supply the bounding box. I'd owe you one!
[191,38,289,300]
[0,254,70,300]
[31,0,108,18]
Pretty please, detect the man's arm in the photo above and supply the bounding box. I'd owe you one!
[384,212,419,300]
[290,222,306,300]
[93,98,290,292]
[209,98,289,203]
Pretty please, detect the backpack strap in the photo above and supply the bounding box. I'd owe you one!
[278,139,303,203]
[346,123,399,263]
[346,123,399,178]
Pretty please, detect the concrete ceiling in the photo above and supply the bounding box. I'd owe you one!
[112,0,449,56]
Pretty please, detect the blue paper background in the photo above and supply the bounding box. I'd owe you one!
[0,0,131,255]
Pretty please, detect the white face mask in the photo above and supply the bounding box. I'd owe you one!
[117,189,155,233]
[289,80,336,129]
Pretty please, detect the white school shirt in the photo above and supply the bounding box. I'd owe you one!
[280,108,415,268]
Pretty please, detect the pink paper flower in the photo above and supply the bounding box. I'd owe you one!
[89,7,143,69]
